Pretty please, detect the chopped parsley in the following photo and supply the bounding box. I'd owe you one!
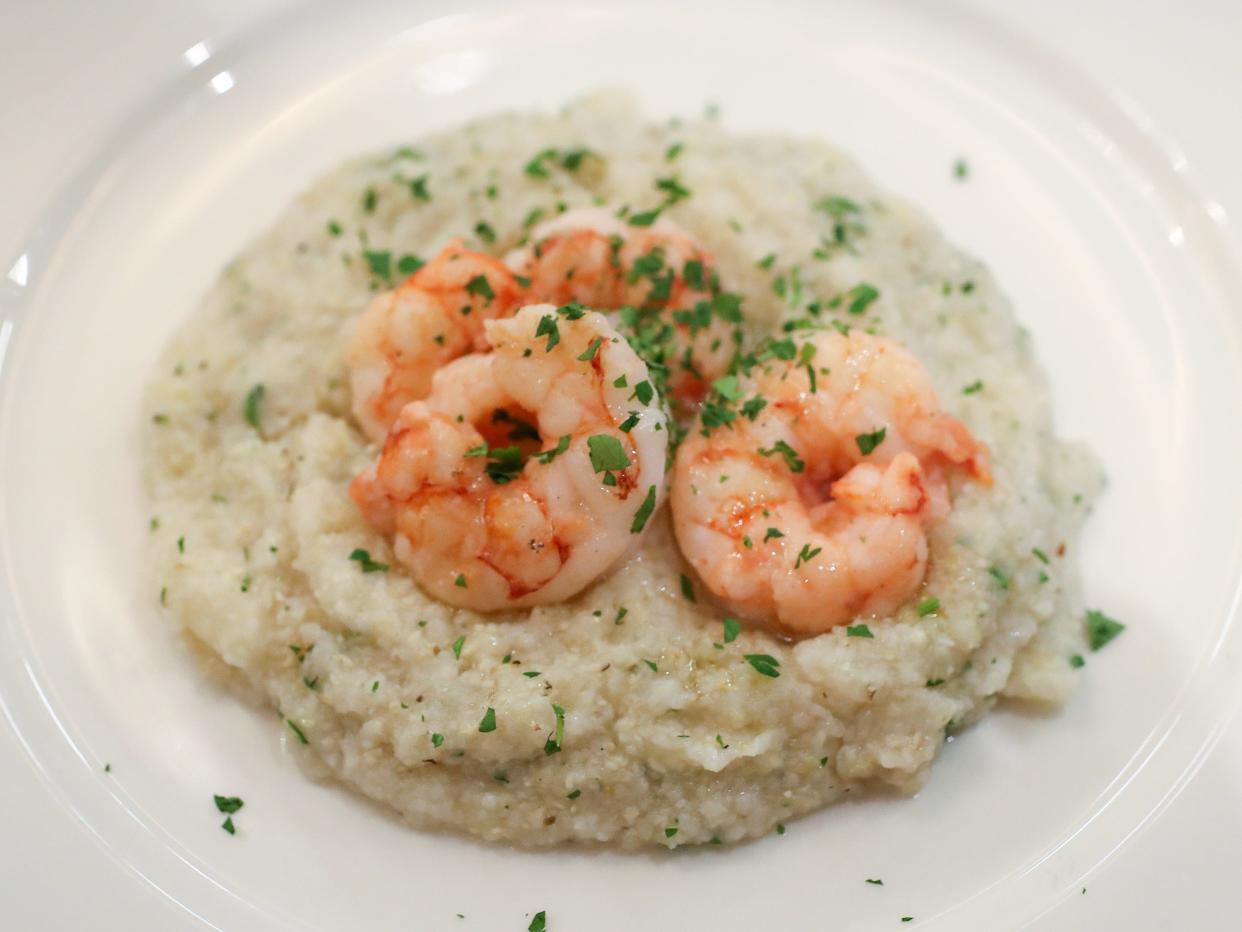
[528,911,547,932]
[916,596,940,617]
[744,653,781,678]
[655,175,691,205]
[987,564,1011,590]
[665,142,684,162]
[1032,547,1050,564]
[349,548,389,573]
[722,617,741,644]
[544,703,565,755]
[577,335,604,361]
[410,174,431,201]
[535,314,560,351]
[361,187,377,212]
[865,878,884,886]
[363,249,392,280]
[474,221,496,244]
[525,147,595,178]
[962,379,984,395]
[1069,654,1085,668]
[679,573,697,602]
[642,658,658,672]
[759,439,805,473]
[464,273,495,304]
[478,707,497,733]
[855,427,887,456]
[844,283,880,315]
[954,158,969,180]
[478,444,526,484]
[628,207,663,227]
[454,573,467,588]
[794,543,822,569]
[618,411,641,432]
[397,253,424,276]
[451,635,465,660]
[522,671,541,678]
[763,527,784,542]
[632,380,655,405]
[630,485,658,533]
[567,789,581,800]
[243,384,265,429]
[664,826,678,838]
[1086,609,1125,651]
[587,434,631,473]
[846,624,874,638]
[327,219,343,236]
[534,435,571,464]
[286,719,309,745]
[214,794,244,814]
[430,733,445,748]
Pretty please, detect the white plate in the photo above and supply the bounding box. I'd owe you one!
[3,1,1242,929]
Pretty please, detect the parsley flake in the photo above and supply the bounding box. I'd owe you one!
[464,274,495,303]
[478,707,497,733]
[679,573,697,602]
[349,548,389,573]
[587,434,631,473]
[744,654,781,678]
[987,564,1011,590]
[1086,609,1125,651]
[630,485,657,533]
[855,427,887,456]
[286,719,309,745]
[363,249,392,280]
[452,635,465,660]
[535,314,560,351]
[243,384,265,429]
[846,624,874,638]
[544,703,565,755]
[844,283,880,315]
[916,596,940,617]
[759,439,805,473]
[722,617,741,643]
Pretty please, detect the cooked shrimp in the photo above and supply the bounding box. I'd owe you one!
[350,303,668,610]
[506,207,739,407]
[346,239,524,440]
[670,327,990,634]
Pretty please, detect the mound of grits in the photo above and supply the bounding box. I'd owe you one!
[143,93,1102,848]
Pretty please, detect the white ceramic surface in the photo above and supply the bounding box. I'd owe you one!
[3,1,1241,929]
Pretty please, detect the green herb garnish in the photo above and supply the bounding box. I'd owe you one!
[1086,609,1125,651]
[243,384,265,429]
[744,654,781,678]
[855,427,886,456]
[349,548,389,573]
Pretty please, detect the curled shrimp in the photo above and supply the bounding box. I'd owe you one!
[670,328,990,635]
[350,303,668,610]
[346,239,524,440]
[506,207,739,408]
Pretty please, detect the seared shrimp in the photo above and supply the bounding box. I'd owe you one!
[507,207,739,407]
[670,328,990,634]
[346,240,524,440]
[350,303,668,610]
